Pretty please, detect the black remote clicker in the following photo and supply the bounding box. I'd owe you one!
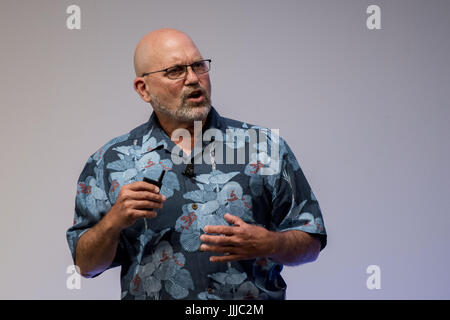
[143,170,166,192]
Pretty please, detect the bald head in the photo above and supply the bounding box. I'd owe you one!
[133,28,212,125]
[133,28,201,77]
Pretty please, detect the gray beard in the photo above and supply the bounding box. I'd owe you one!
[150,92,211,122]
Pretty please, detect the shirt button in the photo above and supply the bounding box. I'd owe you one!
[192,203,198,210]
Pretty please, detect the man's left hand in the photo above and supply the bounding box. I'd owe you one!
[199,213,278,263]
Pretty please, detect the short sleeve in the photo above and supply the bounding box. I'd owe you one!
[268,139,327,251]
[66,153,125,274]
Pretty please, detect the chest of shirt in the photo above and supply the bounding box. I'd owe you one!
[104,146,273,238]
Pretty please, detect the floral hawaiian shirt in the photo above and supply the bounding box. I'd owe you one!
[66,106,327,300]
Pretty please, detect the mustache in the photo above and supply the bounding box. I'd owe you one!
[182,86,209,100]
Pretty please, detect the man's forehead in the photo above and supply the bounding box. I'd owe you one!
[134,29,202,75]
[151,39,203,67]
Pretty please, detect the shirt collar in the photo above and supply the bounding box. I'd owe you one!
[144,105,224,154]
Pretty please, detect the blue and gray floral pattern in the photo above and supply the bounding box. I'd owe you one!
[107,130,180,203]
[124,240,194,299]
[198,266,260,300]
[67,106,327,300]
[175,170,254,252]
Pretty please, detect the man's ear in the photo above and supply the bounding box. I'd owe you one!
[133,77,151,103]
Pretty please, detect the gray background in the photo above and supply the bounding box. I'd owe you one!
[0,0,449,299]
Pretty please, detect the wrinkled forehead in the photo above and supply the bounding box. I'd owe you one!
[150,36,204,69]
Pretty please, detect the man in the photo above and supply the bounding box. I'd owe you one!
[67,28,327,300]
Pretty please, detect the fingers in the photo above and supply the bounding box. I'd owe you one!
[224,213,243,226]
[204,225,235,236]
[119,184,166,205]
[132,199,164,210]
[129,191,166,203]
[203,214,243,234]
[133,209,158,219]
[209,254,244,263]
[127,180,161,193]
[114,182,167,226]
[200,234,236,246]
[199,242,244,263]
[199,244,235,253]
[200,234,237,246]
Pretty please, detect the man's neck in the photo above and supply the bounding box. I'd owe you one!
[154,111,207,155]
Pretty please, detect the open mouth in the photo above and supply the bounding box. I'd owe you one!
[187,90,203,99]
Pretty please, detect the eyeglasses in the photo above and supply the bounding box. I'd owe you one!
[141,59,212,80]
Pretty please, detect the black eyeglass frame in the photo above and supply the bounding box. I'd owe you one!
[141,59,212,79]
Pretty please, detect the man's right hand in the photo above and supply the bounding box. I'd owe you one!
[106,181,166,231]
[76,180,166,278]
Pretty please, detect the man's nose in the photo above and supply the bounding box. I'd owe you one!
[184,66,200,85]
